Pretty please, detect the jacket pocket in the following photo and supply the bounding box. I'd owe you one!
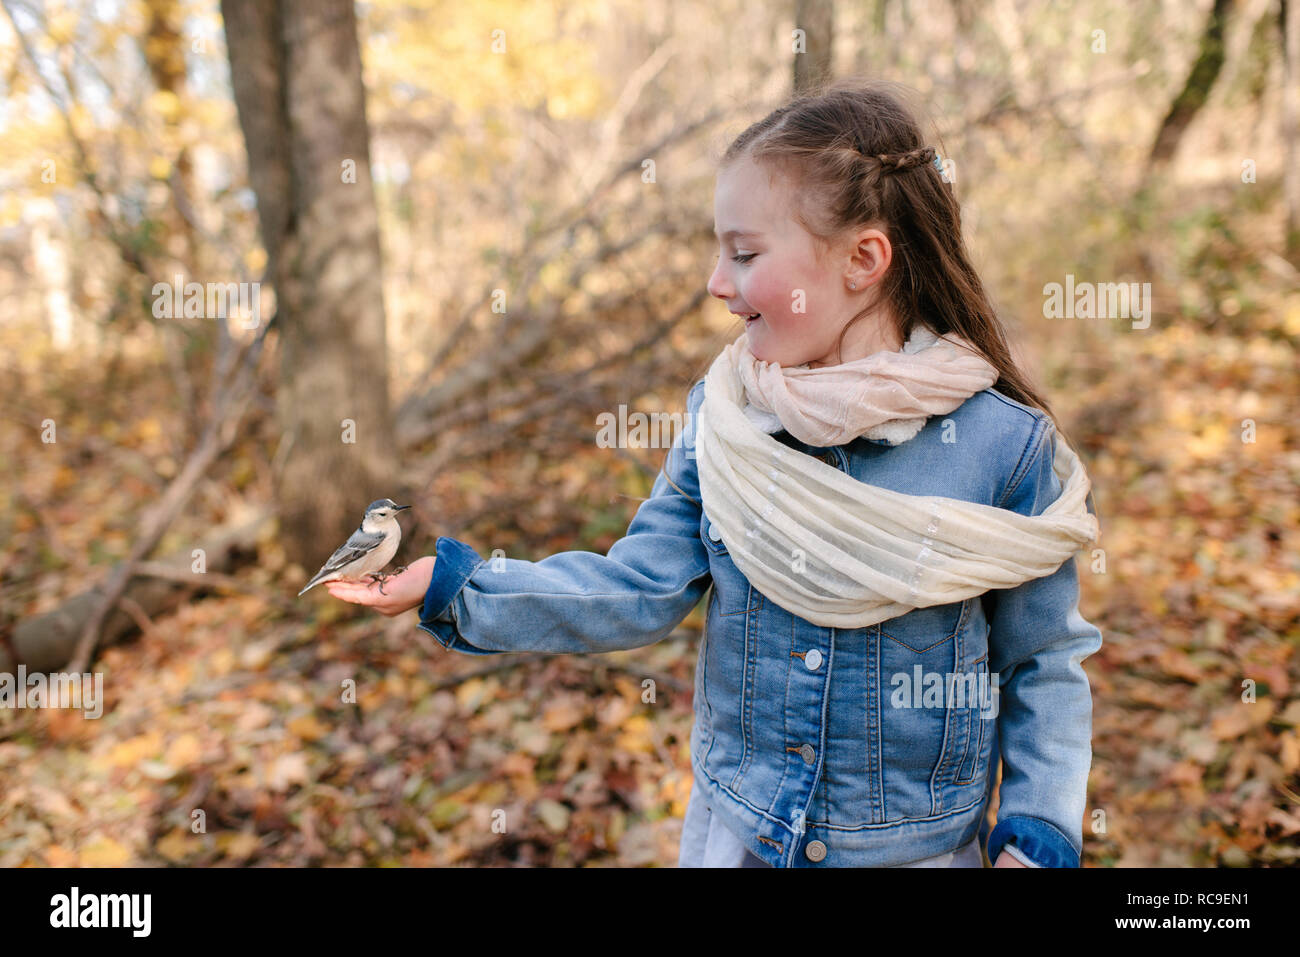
[699,510,750,617]
[877,601,970,819]
[953,653,990,785]
[693,613,713,751]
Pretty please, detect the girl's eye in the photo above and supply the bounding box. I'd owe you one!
[732,253,756,264]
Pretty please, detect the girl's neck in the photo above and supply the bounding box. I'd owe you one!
[807,309,903,369]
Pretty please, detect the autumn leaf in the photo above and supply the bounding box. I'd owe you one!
[155,829,203,863]
[80,836,131,867]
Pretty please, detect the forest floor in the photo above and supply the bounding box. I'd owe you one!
[2,247,1298,867]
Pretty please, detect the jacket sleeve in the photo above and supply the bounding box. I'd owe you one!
[415,380,712,656]
[983,417,1103,868]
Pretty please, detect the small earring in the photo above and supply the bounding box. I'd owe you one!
[848,281,857,290]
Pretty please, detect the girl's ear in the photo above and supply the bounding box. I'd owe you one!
[847,229,892,289]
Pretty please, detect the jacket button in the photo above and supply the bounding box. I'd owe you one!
[805,840,827,863]
[799,743,816,765]
[708,523,721,542]
[803,649,822,671]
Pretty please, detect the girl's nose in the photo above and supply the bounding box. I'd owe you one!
[707,257,732,300]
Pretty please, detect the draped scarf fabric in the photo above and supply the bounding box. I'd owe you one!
[694,331,1099,628]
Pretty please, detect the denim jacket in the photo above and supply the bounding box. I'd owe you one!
[417,377,1102,867]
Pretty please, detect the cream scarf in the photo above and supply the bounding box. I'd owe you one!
[694,329,1099,627]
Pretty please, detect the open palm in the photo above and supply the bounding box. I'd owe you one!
[324,556,436,617]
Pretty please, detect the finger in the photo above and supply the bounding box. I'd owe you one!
[326,582,376,603]
[338,576,383,592]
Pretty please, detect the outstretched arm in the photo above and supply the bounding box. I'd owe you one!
[329,380,712,658]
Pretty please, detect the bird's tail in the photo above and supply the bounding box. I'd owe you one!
[297,572,328,597]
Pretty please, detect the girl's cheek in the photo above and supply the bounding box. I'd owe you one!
[750,272,786,316]
[767,284,800,325]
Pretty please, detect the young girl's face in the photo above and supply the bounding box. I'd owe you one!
[707,155,897,368]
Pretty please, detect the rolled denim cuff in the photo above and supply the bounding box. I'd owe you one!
[415,536,493,655]
[988,815,1080,868]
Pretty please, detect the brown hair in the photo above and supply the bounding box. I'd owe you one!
[698,77,1059,427]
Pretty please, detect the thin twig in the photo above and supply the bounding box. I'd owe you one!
[66,313,275,673]
[1,0,150,277]
[115,595,156,639]
[130,560,299,614]
[406,106,725,390]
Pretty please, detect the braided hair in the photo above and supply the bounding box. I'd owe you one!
[864,145,939,174]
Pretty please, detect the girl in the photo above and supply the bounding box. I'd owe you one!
[326,78,1102,869]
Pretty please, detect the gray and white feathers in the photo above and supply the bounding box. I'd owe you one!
[297,499,410,596]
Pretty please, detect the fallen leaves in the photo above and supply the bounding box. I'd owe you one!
[264,752,310,793]
[80,835,131,867]
[1074,309,1300,868]
[0,579,701,867]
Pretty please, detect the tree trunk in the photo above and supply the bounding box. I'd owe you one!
[1283,0,1299,260]
[1146,0,1233,175]
[27,199,79,351]
[143,0,199,264]
[143,0,205,435]
[794,0,834,93]
[220,0,397,560]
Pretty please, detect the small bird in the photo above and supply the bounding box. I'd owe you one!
[297,499,411,597]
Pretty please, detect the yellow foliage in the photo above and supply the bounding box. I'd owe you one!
[287,713,329,741]
[216,830,262,861]
[45,9,79,45]
[615,713,655,754]
[44,845,79,867]
[97,730,163,770]
[1185,422,1229,460]
[1279,732,1300,775]
[209,647,235,677]
[149,89,181,121]
[164,732,202,767]
[135,417,163,443]
[1285,304,1300,337]
[80,835,131,867]
[155,828,202,863]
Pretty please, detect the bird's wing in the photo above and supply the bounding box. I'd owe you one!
[314,526,385,577]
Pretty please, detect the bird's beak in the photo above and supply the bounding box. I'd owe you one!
[396,504,411,511]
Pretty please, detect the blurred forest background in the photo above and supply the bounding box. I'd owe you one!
[1,0,1298,867]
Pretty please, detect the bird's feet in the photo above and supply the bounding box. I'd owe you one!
[365,571,393,595]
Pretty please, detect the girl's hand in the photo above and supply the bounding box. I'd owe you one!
[993,850,1030,868]
[324,556,436,617]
